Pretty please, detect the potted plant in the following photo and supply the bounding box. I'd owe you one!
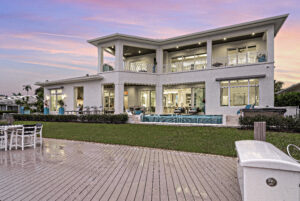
[58,99,65,115]
[44,99,49,115]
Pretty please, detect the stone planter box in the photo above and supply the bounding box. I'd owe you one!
[241,108,286,117]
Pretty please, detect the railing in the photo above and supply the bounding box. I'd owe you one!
[124,63,156,73]
[163,63,207,73]
[212,51,267,68]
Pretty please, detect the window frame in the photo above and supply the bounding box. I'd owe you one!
[220,79,259,107]
[50,89,63,111]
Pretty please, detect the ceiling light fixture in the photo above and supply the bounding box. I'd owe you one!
[198,42,201,45]
[176,46,179,49]
[223,38,227,41]
[138,50,141,54]
[252,32,255,36]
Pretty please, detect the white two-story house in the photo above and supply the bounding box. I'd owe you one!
[36,14,288,117]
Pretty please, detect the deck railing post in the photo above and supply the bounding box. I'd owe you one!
[254,121,266,141]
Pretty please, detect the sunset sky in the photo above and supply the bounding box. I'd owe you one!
[0,0,299,95]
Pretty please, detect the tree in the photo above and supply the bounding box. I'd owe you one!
[275,92,300,107]
[274,80,284,93]
[22,85,32,95]
[34,87,44,112]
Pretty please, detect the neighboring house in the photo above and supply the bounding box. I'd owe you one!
[0,95,37,111]
[276,83,300,95]
[36,14,288,116]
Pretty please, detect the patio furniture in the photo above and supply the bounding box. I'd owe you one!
[13,125,36,151]
[189,107,200,115]
[35,123,43,146]
[174,107,185,114]
[0,127,8,151]
[237,104,253,115]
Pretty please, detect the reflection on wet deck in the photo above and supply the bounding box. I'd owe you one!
[0,139,241,201]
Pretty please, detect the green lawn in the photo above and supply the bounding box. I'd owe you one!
[16,121,300,158]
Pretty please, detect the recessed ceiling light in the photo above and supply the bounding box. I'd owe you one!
[198,42,201,45]
[252,32,255,36]
[223,38,227,41]
[138,50,141,54]
[176,46,179,49]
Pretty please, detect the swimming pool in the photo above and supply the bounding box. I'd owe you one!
[141,114,223,124]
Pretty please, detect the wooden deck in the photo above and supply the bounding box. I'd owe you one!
[0,139,241,201]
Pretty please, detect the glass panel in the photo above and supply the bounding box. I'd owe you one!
[249,86,259,105]
[193,88,205,109]
[57,89,62,94]
[220,88,229,106]
[183,58,194,71]
[194,54,207,70]
[230,87,248,106]
[74,87,84,109]
[150,91,156,107]
[228,48,237,65]
[237,47,247,64]
[230,79,248,87]
[249,79,259,85]
[221,81,229,87]
[247,46,257,63]
[50,95,56,111]
[50,90,56,95]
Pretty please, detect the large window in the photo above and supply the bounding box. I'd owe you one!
[50,89,63,111]
[170,53,207,72]
[220,79,259,106]
[74,87,84,110]
[103,86,114,112]
[227,45,257,66]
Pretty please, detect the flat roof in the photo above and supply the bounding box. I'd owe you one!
[88,14,288,46]
[35,74,103,87]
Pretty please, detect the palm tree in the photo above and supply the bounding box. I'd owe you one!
[23,85,32,95]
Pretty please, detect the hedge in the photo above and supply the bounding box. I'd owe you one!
[12,114,128,124]
[0,111,18,115]
[239,115,300,132]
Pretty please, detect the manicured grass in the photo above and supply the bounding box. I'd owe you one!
[16,121,300,158]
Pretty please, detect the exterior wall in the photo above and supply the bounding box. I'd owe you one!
[44,80,102,114]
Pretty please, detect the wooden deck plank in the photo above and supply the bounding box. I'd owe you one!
[0,139,241,201]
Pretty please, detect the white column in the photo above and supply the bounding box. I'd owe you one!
[155,84,163,114]
[266,26,274,62]
[99,84,103,108]
[206,39,212,69]
[115,41,123,71]
[97,46,103,73]
[156,48,163,74]
[114,83,124,114]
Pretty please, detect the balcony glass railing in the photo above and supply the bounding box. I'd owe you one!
[124,63,156,73]
[212,51,267,68]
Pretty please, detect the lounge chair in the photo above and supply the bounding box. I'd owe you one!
[237,104,254,115]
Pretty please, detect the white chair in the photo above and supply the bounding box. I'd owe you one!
[35,124,43,146]
[14,125,36,150]
[0,127,8,151]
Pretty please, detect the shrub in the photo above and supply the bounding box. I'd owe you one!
[275,92,300,107]
[239,115,300,132]
[12,114,128,124]
[0,111,18,115]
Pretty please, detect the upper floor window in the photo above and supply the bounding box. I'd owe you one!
[170,53,207,72]
[220,79,259,106]
[227,45,258,66]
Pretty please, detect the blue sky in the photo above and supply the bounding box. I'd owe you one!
[0,0,299,95]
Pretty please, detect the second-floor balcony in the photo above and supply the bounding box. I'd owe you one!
[98,31,272,74]
[212,50,267,68]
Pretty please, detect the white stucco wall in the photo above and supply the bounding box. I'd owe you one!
[45,80,102,113]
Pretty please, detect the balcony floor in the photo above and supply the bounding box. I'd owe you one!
[0,139,242,201]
